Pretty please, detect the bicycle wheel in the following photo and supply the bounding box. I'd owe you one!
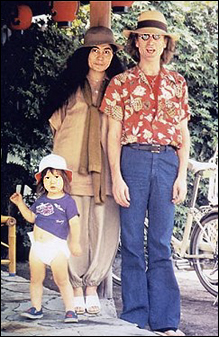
[112,242,122,286]
[191,212,218,297]
[112,220,148,286]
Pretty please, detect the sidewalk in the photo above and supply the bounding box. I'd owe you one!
[1,271,155,336]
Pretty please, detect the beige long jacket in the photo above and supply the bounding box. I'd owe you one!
[49,88,112,197]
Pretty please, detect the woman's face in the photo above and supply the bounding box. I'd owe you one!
[88,44,114,72]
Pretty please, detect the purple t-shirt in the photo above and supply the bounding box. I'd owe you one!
[30,194,79,240]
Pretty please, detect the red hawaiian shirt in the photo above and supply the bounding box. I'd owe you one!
[100,66,190,149]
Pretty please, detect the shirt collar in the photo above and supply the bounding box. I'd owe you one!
[135,65,177,84]
[160,67,177,84]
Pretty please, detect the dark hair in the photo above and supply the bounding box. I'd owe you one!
[125,33,176,66]
[36,168,71,196]
[44,46,124,120]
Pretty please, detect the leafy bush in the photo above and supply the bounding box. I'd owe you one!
[1,1,218,256]
[112,1,218,235]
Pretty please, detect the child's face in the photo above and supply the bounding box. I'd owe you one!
[43,169,64,195]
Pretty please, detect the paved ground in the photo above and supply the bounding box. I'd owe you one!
[175,270,218,336]
[1,268,218,336]
[1,270,156,336]
[113,269,218,336]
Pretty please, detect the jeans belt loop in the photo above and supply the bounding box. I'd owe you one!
[126,143,177,153]
[151,144,161,153]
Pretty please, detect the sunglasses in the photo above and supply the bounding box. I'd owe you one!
[138,34,162,41]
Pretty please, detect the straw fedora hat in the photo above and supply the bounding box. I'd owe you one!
[123,10,179,41]
[80,26,123,51]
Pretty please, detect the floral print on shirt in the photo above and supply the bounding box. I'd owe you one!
[100,66,190,149]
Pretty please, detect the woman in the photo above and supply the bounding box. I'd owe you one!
[48,26,124,315]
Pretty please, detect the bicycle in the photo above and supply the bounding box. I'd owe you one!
[112,148,218,298]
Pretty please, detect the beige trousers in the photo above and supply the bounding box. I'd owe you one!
[68,195,120,288]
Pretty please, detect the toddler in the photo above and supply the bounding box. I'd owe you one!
[10,154,82,323]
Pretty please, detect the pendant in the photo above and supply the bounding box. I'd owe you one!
[144,100,151,110]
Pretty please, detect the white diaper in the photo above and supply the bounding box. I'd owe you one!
[27,232,70,266]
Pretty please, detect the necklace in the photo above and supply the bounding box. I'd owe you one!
[146,74,159,88]
[87,75,105,95]
[87,75,104,83]
[91,85,100,95]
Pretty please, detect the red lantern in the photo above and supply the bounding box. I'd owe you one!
[112,1,134,7]
[10,5,33,30]
[111,1,134,13]
[51,1,79,27]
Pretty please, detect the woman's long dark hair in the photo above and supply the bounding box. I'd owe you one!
[44,46,124,120]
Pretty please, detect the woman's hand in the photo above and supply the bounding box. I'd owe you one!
[69,242,82,257]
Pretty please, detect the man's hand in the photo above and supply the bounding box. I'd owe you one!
[112,176,130,208]
[172,177,187,204]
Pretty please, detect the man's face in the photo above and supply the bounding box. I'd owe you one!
[136,33,167,61]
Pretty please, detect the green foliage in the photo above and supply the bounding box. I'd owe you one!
[111,1,218,236]
[113,1,218,160]
[1,1,218,253]
[1,8,89,252]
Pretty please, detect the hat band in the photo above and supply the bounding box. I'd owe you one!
[137,20,167,32]
[85,40,114,45]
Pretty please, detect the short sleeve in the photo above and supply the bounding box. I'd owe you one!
[66,197,79,220]
[30,201,37,214]
[49,105,67,134]
[180,76,191,121]
[100,75,125,122]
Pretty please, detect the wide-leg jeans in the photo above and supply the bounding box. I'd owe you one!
[120,145,181,330]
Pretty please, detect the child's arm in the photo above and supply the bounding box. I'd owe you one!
[67,215,82,257]
[10,192,35,224]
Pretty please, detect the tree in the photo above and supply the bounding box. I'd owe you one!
[1,7,89,258]
[1,1,218,255]
[112,0,218,234]
[113,1,218,159]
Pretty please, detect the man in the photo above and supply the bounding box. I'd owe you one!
[101,10,190,336]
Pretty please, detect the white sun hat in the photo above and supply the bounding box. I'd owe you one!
[35,154,72,183]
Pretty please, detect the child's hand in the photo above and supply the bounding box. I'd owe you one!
[69,242,82,257]
[10,192,23,206]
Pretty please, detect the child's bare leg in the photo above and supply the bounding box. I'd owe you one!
[29,248,46,311]
[51,253,74,311]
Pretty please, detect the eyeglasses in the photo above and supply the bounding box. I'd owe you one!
[138,34,162,41]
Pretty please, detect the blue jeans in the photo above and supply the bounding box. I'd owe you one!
[120,146,181,330]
